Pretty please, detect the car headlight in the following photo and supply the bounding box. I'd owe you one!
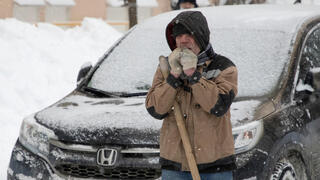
[232,120,263,154]
[19,114,57,157]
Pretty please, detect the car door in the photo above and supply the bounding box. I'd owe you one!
[294,22,320,179]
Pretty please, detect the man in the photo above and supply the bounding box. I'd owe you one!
[145,11,238,179]
[174,0,198,10]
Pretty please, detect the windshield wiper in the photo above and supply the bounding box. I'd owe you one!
[82,85,149,98]
[83,86,120,98]
[119,92,148,97]
[83,87,148,98]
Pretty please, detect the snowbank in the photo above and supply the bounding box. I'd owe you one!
[0,18,122,178]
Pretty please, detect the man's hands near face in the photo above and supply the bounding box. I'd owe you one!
[180,48,197,76]
[168,48,197,78]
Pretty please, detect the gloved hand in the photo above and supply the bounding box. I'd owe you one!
[168,48,183,77]
[180,48,198,71]
[158,55,170,79]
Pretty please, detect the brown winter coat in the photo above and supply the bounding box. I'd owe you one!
[145,56,238,171]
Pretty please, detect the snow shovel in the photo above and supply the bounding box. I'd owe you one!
[159,56,201,180]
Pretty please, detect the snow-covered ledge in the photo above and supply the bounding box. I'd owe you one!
[107,0,158,7]
[46,0,75,6]
[14,0,45,6]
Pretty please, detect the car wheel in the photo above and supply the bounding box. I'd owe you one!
[270,155,307,180]
[271,162,296,180]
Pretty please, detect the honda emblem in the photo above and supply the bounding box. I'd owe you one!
[97,148,118,166]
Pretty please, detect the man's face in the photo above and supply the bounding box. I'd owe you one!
[179,2,195,9]
[175,33,201,55]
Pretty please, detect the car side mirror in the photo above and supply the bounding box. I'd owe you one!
[77,62,92,85]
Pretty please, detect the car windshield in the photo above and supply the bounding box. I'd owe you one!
[87,9,293,98]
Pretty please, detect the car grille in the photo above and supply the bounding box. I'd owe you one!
[56,164,161,179]
[48,140,161,179]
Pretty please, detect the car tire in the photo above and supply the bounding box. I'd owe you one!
[270,155,307,180]
[271,162,296,180]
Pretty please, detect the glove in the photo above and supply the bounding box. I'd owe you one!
[180,48,198,71]
[158,55,170,79]
[168,48,183,76]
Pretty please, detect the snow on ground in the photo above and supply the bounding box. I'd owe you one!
[0,18,122,178]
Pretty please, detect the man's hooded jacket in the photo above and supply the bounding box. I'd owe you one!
[145,11,238,173]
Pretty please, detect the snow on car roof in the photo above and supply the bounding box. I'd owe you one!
[200,4,320,32]
[89,5,320,98]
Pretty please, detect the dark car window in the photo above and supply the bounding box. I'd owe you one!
[295,24,320,98]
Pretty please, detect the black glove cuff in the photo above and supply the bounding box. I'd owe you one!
[187,71,202,85]
[167,73,183,89]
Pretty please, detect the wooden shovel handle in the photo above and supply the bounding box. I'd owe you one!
[159,56,201,180]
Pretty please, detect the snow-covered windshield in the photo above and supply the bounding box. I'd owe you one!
[87,6,309,98]
[87,21,170,94]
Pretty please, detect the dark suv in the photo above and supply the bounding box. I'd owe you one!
[7,5,320,180]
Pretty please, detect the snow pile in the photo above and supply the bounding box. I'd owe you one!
[0,18,122,177]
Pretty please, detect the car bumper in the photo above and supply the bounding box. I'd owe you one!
[233,147,269,180]
[8,140,161,180]
[7,140,53,180]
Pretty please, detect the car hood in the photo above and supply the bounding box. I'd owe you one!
[229,99,272,127]
[35,91,162,145]
[35,92,270,145]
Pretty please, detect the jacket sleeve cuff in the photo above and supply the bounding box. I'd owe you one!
[147,106,169,120]
[187,71,202,85]
[166,73,183,89]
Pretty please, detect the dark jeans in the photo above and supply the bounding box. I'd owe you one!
[161,169,233,180]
